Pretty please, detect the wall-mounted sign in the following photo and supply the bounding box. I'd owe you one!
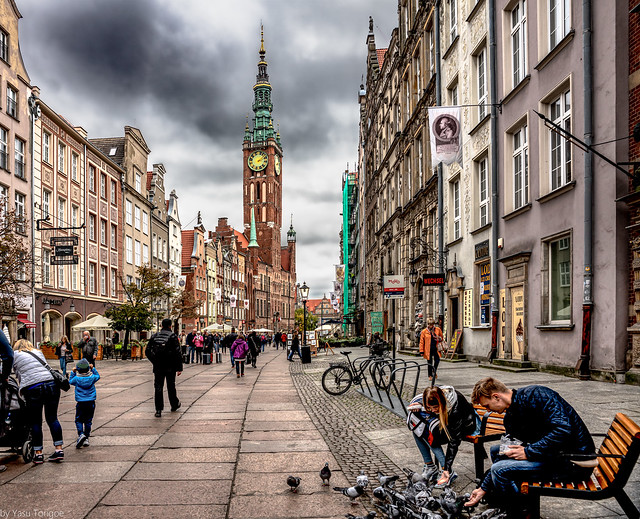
[463,289,473,328]
[370,311,384,334]
[423,273,446,286]
[475,240,490,261]
[383,275,405,299]
[50,236,78,246]
[54,245,74,256]
[51,256,78,265]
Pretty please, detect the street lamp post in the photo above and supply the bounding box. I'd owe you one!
[300,281,310,364]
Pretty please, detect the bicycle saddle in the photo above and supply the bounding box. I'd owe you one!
[340,351,352,356]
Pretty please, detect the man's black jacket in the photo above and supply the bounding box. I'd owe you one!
[147,329,183,373]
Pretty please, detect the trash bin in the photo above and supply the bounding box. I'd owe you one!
[300,346,311,364]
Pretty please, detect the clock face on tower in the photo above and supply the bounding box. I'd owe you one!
[248,150,268,171]
[274,155,281,176]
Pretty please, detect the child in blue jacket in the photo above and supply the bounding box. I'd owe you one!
[69,358,100,448]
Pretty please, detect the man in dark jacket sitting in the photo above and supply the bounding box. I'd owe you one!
[146,319,183,418]
[465,377,595,511]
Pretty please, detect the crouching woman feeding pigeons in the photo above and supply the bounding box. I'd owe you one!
[407,385,479,487]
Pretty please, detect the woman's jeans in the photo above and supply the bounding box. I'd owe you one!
[413,433,446,467]
[235,359,245,375]
[427,351,440,378]
[22,380,63,451]
[59,357,67,376]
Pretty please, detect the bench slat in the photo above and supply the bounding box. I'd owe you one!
[586,478,598,492]
[601,438,623,473]
[604,429,628,457]
[611,419,634,446]
[617,412,640,438]
[593,468,611,490]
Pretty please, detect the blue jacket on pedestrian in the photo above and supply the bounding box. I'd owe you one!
[0,330,13,381]
[69,368,100,402]
[503,385,595,461]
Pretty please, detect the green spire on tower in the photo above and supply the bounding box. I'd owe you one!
[248,207,259,248]
[251,25,275,142]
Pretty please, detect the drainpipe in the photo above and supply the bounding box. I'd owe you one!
[435,0,444,329]
[488,0,500,359]
[578,0,593,380]
[28,89,40,344]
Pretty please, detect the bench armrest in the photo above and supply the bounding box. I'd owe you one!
[558,453,623,459]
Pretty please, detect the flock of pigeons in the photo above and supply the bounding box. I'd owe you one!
[285,464,507,519]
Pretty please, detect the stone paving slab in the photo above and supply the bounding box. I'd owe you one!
[60,445,148,462]
[180,411,245,420]
[101,479,232,505]
[240,439,330,453]
[247,402,305,411]
[141,447,237,463]
[0,483,112,519]
[87,434,161,446]
[10,461,134,483]
[243,429,323,441]
[237,452,340,473]
[243,421,318,431]
[228,493,367,519]
[153,431,240,448]
[233,470,350,496]
[125,461,234,480]
[86,504,227,519]
[169,419,243,433]
[245,410,311,421]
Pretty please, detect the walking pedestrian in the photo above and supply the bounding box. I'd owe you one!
[287,332,300,361]
[54,335,72,378]
[186,330,196,364]
[248,331,260,368]
[78,331,98,365]
[194,331,204,364]
[274,332,280,350]
[12,339,64,464]
[146,319,183,418]
[419,318,444,380]
[222,328,238,367]
[230,333,249,378]
[69,359,100,448]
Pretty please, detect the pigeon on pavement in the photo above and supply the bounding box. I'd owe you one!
[286,475,301,492]
[356,469,369,488]
[345,513,376,519]
[334,484,365,504]
[320,462,332,486]
[376,471,400,487]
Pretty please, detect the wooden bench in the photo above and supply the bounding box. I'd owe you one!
[463,404,506,481]
[520,412,640,519]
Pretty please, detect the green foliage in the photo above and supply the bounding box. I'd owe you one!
[295,307,318,331]
[326,336,366,348]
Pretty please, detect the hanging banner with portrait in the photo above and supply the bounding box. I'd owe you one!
[230,294,237,308]
[335,265,345,283]
[214,288,222,301]
[243,299,249,310]
[428,106,463,167]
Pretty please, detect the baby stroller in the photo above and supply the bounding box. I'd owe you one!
[0,376,33,463]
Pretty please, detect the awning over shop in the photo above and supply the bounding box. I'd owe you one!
[17,316,36,329]
[72,315,113,331]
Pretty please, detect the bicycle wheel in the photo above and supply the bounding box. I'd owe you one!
[372,362,395,391]
[322,365,354,395]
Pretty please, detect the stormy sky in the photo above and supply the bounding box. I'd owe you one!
[16,0,395,299]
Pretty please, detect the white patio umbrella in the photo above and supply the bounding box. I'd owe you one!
[72,315,113,331]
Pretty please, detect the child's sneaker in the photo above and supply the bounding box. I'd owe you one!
[32,453,44,465]
[76,434,86,449]
[48,450,64,462]
[84,438,90,447]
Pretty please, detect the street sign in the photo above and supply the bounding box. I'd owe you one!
[51,256,79,265]
[50,236,78,246]
[55,245,74,256]
[423,273,446,286]
[383,275,405,299]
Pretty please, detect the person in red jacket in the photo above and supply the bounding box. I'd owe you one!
[419,318,444,379]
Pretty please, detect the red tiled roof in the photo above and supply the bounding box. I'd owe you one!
[306,299,323,313]
[234,229,248,249]
[181,230,194,269]
[377,48,387,68]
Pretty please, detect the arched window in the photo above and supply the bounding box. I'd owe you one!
[262,182,267,201]
[262,206,266,222]
[250,183,255,202]
[256,182,261,201]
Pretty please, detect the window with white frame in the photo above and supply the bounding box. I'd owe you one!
[42,190,50,219]
[58,265,65,288]
[100,219,106,245]
[549,90,571,190]
[89,263,96,294]
[101,266,107,295]
[546,234,571,322]
[6,86,17,118]
[57,197,65,226]
[134,205,141,230]
[43,249,51,285]
[449,83,458,107]
[143,243,149,265]
[477,48,488,121]
[453,180,461,240]
[125,200,132,225]
[417,137,424,188]
[71,264,78,291]
[126,275,133,285]
[448,0,457,42]
[142,211,148,235]
[111,224,117,249]
[413,52,421,97]
[478,158,489,227]
[43,132,51,163]
[549,0,570,49]
[89,165,96,193]
[89,214,96,242]
[57,141,65,172]
[126,236,133,264]
[0,184,7,218]
[111,180,117,204]
[510,0,527,87]
[0,29,8,63]
[71,205,78,228]
[111,269,117,297]
[14,138,25,179]
[0,127,7,170]
[513,125,529,209]
[429,30,435,75]
[100,173,106,198]
[135,240,141,267]
[163,240,167,262]
[71,153,78,181]
[135,172,142,192]
[152,233,158,257]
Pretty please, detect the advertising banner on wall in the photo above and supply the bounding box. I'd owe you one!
[230,294,237,308]
[214,288,222,301]
[335,265,345,283]
[370,311,384,334]
[428,106,463,167]
[243,299,249,310]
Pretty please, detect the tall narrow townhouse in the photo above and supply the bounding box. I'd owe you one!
[204,236,220,327]
[148,163,169,274]
[32,98,124,344]
[495,0,629,378]
[0,0,34,342]
[360,4,441,352]
[91,127,152,288]
[438,0,495,356]
[166,188,182,322]
[181,221,206,334]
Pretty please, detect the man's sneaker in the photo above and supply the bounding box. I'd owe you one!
[33,453,44,465]
[171,402,181,412]
[75,434,87,449]
[435,471,457,488]
[155,410,162,417]
[84,438,90,447]
[48,450,64,463]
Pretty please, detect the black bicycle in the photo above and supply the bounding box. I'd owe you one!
[321,350,391,395]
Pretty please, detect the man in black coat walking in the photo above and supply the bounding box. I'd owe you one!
[78,331,98,365]
[146,319,183,417]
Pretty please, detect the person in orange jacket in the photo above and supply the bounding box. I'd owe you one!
[419,318,444,380]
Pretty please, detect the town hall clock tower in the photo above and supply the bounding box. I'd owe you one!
[242,27,283,269]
